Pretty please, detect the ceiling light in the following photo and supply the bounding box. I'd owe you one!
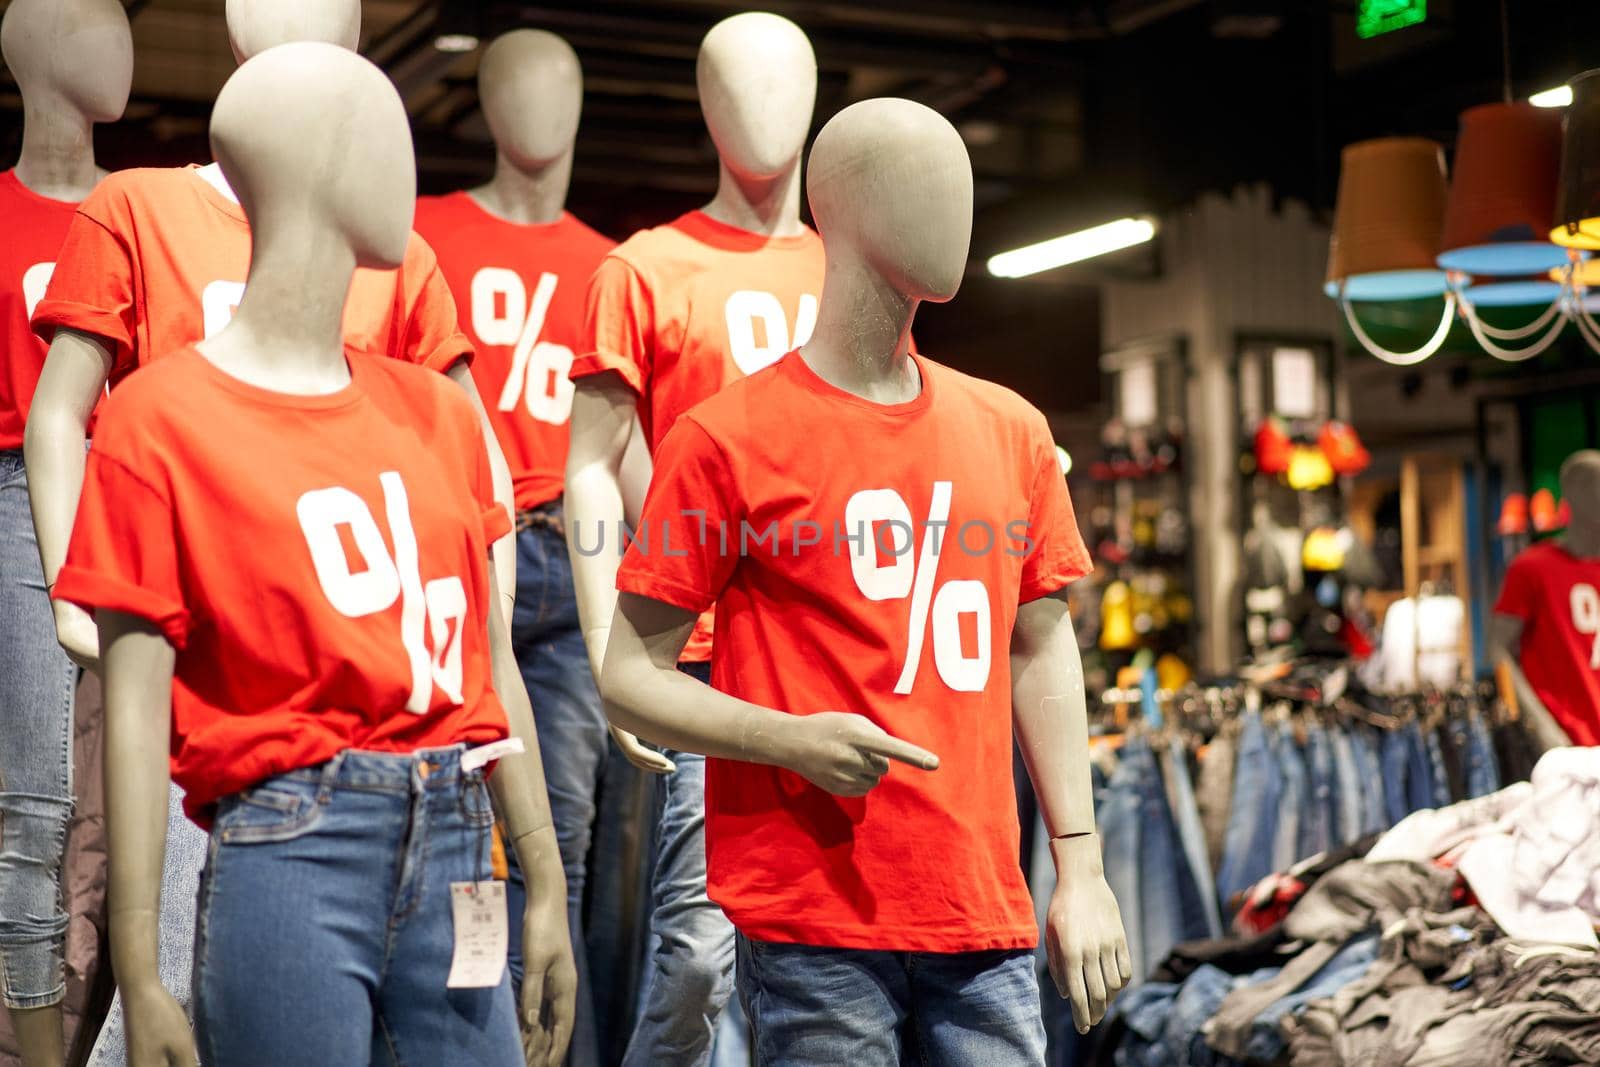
[1530,85,1574,108]
[433,33,479,52]
[987,218,1156,279]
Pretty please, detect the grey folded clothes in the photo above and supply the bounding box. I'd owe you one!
[1204,857,1457,1060]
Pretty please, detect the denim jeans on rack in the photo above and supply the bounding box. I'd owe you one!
[1272,724,1307,872]
[1404,721,1437,813]
[1465,713,1500,798]
[1380,726,1412,827]
[1349,726,1388,836]
[0,451,76,1010]
[1215,711,1280,921]
[1099,750,1146,988]
[1300,724,1336,861]
[192,747,523,1066]
[1128,739,1210,980]
[1329,726,1363,847]
[1162,737,1223,939]
[1423,727,1452,809]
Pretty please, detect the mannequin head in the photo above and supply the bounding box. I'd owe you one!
[697,13,816,182]
[225,0,360,65]
[1561,450,1600,529]
[1,0,132,122]
[806,98,973,302]
[211,42,414,270]
[479,30,582,171]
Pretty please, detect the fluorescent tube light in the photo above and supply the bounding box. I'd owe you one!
[1530,85,1573,108]
[433,33,479,53]
[987,217,1157,278]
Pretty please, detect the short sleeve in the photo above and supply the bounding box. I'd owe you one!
[572,256,651,395]
[616,416,742,613]
[53,449,191,647]
[1494,551,1537,621]
[31,195,138,373]
[402,251,474,375]
[1018,421,1092,603]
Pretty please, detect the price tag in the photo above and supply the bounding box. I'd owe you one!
[447,880,508,989]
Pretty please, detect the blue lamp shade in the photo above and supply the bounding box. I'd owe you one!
[1437,104,1567,276]
[1459,279,1564,307]
[1326,138,1450,301]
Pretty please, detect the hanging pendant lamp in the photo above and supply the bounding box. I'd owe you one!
[1438,103,1567,275]
[1552,69,1600,250]
[1326,137,1454,364]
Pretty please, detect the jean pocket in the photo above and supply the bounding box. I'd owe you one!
[214,784,321,844]
[459,776,496,828]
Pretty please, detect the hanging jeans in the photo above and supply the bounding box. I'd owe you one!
[1099,751,1146,988]
[1349,726,1389,836]
[1329,726,1364,848]
[1271,725,1307,873]
[1379,727,1412,828]
[1161,737,1224,939]
[0,452,76,1009]
[1129,739,1211,980]
[1216,711,1280,920]
[192,747,523,1066]
[1299,725,1336,861]
[1403,721,1437,813]
[1465,713,1501,799]
[1423,727,1452,809]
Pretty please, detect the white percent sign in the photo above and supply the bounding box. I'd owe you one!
[1571,582,1600,669]
[471,268,575,425]
[845,482,993,694]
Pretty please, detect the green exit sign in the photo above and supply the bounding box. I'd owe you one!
[1357,0,1426,38]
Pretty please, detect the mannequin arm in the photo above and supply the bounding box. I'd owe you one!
[25,327,112,670]
[1487,612,1572,751]
[483,567,575,1067]
[565,376,674,774]
[99,610,197,1067]
[446,360,516,628]
[1011,591,1131,1033]
[601,591,937,794]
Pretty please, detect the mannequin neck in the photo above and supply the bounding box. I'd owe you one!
[14,95,100,201]
[469,148,572,225]
[199,220,356,394]
[798,255,920,404]
[702,157,804,237]
[1562,520,1600,560]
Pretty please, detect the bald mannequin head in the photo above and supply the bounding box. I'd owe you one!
[211,42,414,269]
[225,0,360,65]
[807,98,973,302]
[478,29,583,171]
[697,13,816,182]
[1562,450,1600,529]
[1,0,131,123]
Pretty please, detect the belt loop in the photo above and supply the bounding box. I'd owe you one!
[317,751,345,805]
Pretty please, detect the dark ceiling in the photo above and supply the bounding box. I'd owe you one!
[1,0,1597,416]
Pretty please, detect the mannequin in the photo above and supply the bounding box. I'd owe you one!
[600,98,1130,1061]
[565,12,818,1064]
[56,41,574,1066]
[412,29,619,1067]
[1489,450,1600,749]
[0,5,129,1064]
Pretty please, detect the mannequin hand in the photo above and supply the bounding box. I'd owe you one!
[782,712,939,797]
[125,983,197,1067]
[609,725,677,775]
[1046,835,1132,1034]
[518,892,577,1067]
[53,599,100,672]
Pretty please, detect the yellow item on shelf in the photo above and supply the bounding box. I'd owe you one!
[1286,445,1335,491]
[1101,580,1136,650]
[1156,653,1192,692]
[1302,526,1349,572]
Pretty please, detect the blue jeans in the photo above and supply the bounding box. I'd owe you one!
[1162,737,1223,939]
[1299,725,1335,860]
[1271,724,1306,872]
[193,747,521,1066]
[1216,711,1279,919]
[0,451,76,1008]
[735,936,1045,1066]
[505,515,608,1067]
[1403,721,1435,813]
[624,660,745,1067]
[1423,727,1452,809]
[1349,727,1388,836]
[1380,726,1412,827]
[1128,740,1209,979]
[1465,713,1500,799]
[1329,727,1363,848]
[1098,748,1145,989]
[1239,932,1378,1063]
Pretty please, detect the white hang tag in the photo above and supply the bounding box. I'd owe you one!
[461,736,525,773]
[447,880,508,989]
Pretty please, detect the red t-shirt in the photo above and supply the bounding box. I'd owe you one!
[1495,540,1600,746]
[414,193,615,510]
[573,210,824,661]
[0,169,81,450]
[616,351,1092,952]
[31,165,471,388]
[53,347,512,825]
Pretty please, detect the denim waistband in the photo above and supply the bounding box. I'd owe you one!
[278,745,477,796]
[0,448,23,477]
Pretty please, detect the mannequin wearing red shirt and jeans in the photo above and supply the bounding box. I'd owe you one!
[599,98,1130,1065]
[1491,449,1600,749]
[53,45,574,1067]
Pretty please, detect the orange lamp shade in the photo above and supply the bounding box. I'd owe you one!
[1438,103,1566,275]
[1326,137,1450,300]
[1553,69,1600,250]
